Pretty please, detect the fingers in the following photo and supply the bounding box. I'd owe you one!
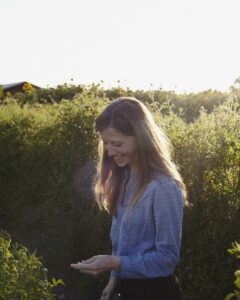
[99,297,108,300]
[71,262,97,271]
[99,293,110,300]
[70,256,97,270]
[80,256,97,264]
[70,262,102,277]
[71,256,97,267]
[70,255,110,276]
[70,263,81,270]
[100,286,112,300]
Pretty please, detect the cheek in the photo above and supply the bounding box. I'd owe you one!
[121,139,138,157]
[131,143,138,156]
[126,147,138,158]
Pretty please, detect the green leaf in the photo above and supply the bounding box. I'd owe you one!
[56,279,65,286]
[224,292,236,300]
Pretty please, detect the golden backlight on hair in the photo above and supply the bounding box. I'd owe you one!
[94,97,187,214]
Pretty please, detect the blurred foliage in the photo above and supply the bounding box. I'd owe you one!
[1,81,238,123]
[0,83,239,299]
[0,230,63,300]
[225,242,240,300]
[22,82,33,94]
[163,100,240,300]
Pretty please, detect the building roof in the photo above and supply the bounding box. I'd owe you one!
[0,82,40,90]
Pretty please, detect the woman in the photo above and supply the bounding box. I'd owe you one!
[71,97,187,300]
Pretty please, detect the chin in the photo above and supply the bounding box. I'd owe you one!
[116,163,127,168]
[115,161,128,168]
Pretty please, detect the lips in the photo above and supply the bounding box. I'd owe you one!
[114,155,125,163]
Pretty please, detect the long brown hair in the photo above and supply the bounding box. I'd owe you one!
[94,97,187,214]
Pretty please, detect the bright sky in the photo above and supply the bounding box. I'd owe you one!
[1,0,240,93]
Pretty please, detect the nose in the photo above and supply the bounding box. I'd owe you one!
[106,145,117,157]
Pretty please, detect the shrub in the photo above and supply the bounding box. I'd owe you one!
[0,94,108,299]
[0,230,64,300]
[225,242,240,300]
[0,95,239,299]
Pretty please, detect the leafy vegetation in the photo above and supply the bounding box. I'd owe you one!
[225,242,240,300]
[1,81,237,122]
[0,230,64,300]
[0,82,239,299]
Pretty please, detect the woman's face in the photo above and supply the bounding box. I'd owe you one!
[100,126,139,172]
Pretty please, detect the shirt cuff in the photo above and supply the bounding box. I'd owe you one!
[118,254,142,278]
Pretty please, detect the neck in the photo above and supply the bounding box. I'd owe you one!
[129,168,139,182]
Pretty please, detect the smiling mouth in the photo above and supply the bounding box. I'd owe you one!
[114,155,124,162]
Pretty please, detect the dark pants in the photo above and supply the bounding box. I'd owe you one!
[119,275,182,300]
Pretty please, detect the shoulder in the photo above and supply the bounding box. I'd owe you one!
[148,171,179,190]
[147,172,183,204]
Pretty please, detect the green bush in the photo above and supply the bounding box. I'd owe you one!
[147,99,240,299]
[0,93,239,299]
[169,101,240,300]
[1,83,233,122]
[0,230,64,300]
[0,94,108,299]
[225,242,240,300]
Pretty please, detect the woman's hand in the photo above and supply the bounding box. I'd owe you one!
[70,255,120,276]
[100,276,119,300]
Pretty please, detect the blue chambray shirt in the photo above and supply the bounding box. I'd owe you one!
[110,168,183,279]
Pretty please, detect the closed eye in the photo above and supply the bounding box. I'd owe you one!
[102,141,123,147]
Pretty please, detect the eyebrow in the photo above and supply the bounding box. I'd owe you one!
[101,139,123,144]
